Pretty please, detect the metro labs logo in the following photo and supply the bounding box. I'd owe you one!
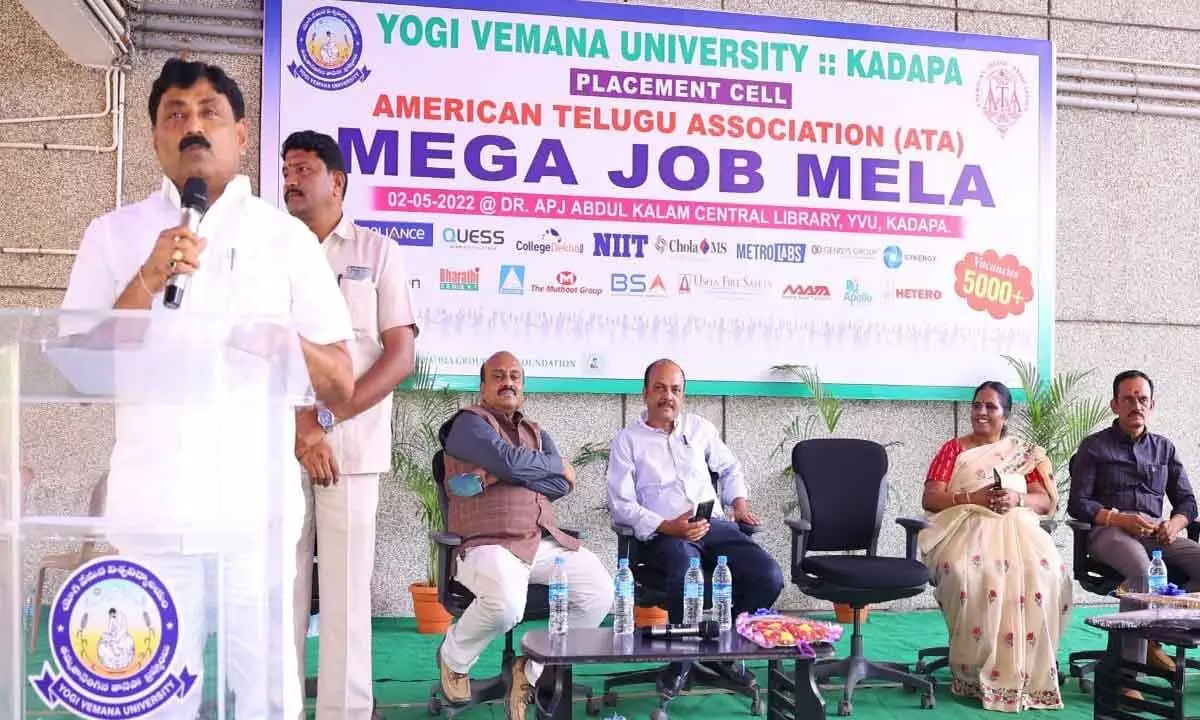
[354,220,433,247]
[736,243,806,263]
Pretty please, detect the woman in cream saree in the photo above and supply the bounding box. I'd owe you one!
[919,382,1073,712]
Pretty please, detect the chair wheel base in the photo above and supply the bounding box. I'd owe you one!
[1079,678,1093,694]
[602,691,618,707]
[586,696,601,716]
[838,700,852,716]
[427,696,442,715]
[921,693,935,709]
[650,710,668,720]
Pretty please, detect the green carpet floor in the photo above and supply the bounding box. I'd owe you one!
[22,605,1200,718]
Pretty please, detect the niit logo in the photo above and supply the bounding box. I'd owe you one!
[593,232,648,259]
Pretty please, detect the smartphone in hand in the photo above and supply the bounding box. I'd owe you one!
[992,468,1004,491]
[690,499,715,522]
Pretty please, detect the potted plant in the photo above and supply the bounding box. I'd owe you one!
[1001,355,1110,527]
[393,356,461,634]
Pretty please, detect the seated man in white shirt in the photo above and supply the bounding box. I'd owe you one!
[606,358,783,690]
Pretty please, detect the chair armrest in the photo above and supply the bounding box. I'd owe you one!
[1188,521,1200,542]
[610,523,636,537]
[784,516,811,534]
[1066,519,1093,533]
[560,527,588,541]
[738,522,760,536]
[430,531,462,547]
[896,516,929,561]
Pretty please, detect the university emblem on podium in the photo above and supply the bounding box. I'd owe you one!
[289,5,370,91]
[29,557,197,719]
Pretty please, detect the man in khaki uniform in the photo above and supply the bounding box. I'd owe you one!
[282,130,419,720]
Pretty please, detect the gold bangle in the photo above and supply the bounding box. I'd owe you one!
[137,266,154,296]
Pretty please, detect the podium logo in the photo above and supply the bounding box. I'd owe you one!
[30,557,197,719]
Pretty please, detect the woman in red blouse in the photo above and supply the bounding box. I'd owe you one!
[918,381,1071,712]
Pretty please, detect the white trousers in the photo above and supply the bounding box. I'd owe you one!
[441,538,613,684]
[123,541,301,720]
[293,472,380,720]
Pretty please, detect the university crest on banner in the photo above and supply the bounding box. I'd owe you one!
[289,5,371,91]
[28,557,197,719]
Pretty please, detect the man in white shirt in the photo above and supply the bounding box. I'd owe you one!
[61,58,354,719]
[281,130,418,720]
[607,359,783,689]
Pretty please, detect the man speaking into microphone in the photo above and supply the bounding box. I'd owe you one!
[60,58,354,719]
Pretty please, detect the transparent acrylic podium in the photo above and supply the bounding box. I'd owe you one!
[0,309,312,720]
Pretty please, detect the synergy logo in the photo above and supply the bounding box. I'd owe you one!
[610,273,667,296]
[883,245,936,269]
[735,243,806,263]
[443,228,505,248]
[289,6,370,91]
[654,236,728,256]
[593,232,648,259]
[498,265,525,295]
[439,267,480,292]
[516,228,585,255]
[354,220,434,247]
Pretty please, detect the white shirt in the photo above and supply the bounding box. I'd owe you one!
[606,411,749,541]
[60,175,353,542]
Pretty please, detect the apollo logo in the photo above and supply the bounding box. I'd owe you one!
[781,284,831,299]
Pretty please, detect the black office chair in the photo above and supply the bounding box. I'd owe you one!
[427,449,601,717]
[787,438,935,716]
[897,515,1059,680]
[605,470,764,719]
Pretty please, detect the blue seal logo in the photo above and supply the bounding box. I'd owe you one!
[882,245,903,269]
[29,557,197,719]
[289,6,370,91]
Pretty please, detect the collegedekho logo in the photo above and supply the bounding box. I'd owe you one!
[443,227,505,248]
[781,284,832,300]
[439,267,479,292]
[516,228,585,255]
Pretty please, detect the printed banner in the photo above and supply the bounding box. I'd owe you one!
[261,0,1055,399]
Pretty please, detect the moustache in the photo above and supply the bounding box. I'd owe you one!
[285,189,304,199]
[658,401,674,408]
[499,387,516,395]
[179,135,211,153]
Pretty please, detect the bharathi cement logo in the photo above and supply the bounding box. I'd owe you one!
[975,61,1029,136]
[289,6,370,91]
[30,557,196,719]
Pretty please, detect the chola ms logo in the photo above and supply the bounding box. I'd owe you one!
[30,557,196,719]
[289,6,370,91]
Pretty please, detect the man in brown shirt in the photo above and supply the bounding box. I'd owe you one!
[438,351,613,717]
[281,130,418,720]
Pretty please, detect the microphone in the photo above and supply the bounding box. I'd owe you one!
[163,177,209,309]
[640,620,720,641]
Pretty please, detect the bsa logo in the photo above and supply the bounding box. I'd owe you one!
[289,6,370,91]
[29,557,195,719]
[976,61,1029,136]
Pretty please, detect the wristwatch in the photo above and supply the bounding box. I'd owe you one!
[316,406,336,432]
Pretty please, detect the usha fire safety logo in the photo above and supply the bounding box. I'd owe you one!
[29,557,196,719]
[289,6,371,91]
[975,61,1029,136]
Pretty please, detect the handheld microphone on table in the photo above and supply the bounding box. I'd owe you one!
[641,620,720,641]
[163,177,209,310]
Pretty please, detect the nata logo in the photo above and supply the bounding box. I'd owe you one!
[782,284,831,299]
[290,6,370,91]
[30,557,195,719]
[976,61,1029,136]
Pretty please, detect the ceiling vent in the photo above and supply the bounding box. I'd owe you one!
[17,0,127,68]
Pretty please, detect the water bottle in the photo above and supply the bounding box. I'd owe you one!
[682,557,704,628]
[22,590,34,637]
[712,555,733,632]
[549,556,569,635]
[1148,549,1168,594]
[612,558,634,636]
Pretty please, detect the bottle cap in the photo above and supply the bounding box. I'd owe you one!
[718,555,728,565]
[1152,549,1163,559]
[618,558,629,569]
[554,556,566,566]
[689,556,700,568]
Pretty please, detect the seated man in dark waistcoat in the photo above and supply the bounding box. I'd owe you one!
[437,351,614,717]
